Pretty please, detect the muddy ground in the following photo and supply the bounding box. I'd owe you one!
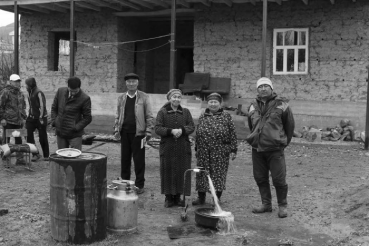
[0,134,369,246]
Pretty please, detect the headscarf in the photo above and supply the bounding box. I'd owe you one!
[166,89,182,100]
[206,92,222,103]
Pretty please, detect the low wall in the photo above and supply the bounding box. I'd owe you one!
[41,92,366,138]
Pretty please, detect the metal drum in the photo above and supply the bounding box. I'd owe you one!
[107,179,138,233]
[49,152,107,244]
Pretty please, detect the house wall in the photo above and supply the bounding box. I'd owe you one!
[20,11,134,93]
[193,0,369,102]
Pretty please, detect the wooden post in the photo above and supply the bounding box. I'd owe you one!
[261,0,267,77]
[365,65,369,149]
[169,0,176,89]
[14,1,19,74]
[70,0,75,77]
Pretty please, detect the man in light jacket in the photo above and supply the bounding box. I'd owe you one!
[114,73,154,194]
[246,77,295,218]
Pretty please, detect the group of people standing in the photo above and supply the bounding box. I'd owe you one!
[0,74,92,164]
[0,72,294,218]
[114,73,295,218]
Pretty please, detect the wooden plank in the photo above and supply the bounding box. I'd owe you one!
[302,0,308,5]
[20,4,50,13]
[114,8,199,16]
[330,0,334,4]
[89,0,122,10]
[39,3,67,12]
[221,0,232,7]
[144,0,170,8]
[176,0,190,8]
[0,0,84,6]
[275,0,281,5]
[110,0,141,10]
[75,1,101,11]
[197,0,211,6]
[54,2,84,12]
[126,0,155,9]
[250,0,256,6]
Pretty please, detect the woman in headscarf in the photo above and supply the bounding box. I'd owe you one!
[155,89,195,207]
[193,93,237,205]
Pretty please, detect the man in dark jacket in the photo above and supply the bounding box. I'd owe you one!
[51,77,92,150]
[114,73,154,194]
[246,77,295,218]
[25,77,50,161]
[0,74,27,164]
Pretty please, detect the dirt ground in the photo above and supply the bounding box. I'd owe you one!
[1,134,369,246]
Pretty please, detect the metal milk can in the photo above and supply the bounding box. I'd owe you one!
[107,179,138,233]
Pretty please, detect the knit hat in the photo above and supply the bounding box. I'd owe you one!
[166,89,182,100]
[124,73,139,81]
[256,77,273,90]
[206,93,222,103]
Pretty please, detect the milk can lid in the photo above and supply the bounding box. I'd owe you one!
[112,179,135,190]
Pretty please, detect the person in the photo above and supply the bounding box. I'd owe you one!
[114,73,154,195]
[193,93,237,205]
[246,77,295,218]
[51,77,92,151]
[155,89,195,207]
[0,74,27,164]
[25,77,50,161]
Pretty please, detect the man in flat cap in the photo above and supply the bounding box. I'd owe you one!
[114,73,154,194]
[51,77,92,150]
[246,77,295,218]
[0,74,27,164]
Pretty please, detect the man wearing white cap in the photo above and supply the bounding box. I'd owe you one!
[246,77,295,218]
[0,74,27,164]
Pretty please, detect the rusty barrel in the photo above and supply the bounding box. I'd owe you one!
[49,152,107,244]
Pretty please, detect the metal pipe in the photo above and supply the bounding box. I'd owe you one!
[169,0,176,89]
[14,1,19,74]
[261,0,267,77]
[365,65,369,149]
[70,0,75,77]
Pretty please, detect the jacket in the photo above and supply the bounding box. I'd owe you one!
[0,85,27,125]
[27,86,47,120]
[246,92,295,152]
[51,87,92,138]
[114,90,154,136]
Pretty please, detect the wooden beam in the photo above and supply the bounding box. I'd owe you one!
[176,0,190,8]
[330,0,334,4]
[250,0,256,6]
[302,0,308,5]
[89,0,122,11]
[54,2,84,12]
[221,0,232,7]
[144,0,170,8]
[0,0,85,6]
[126,0,155,9]
[352,0,356,2]
[275,0,281,5]
[20,4,50,13]
[197,0,211,7]
[114,8,199,17]
[75,1,101,11]
[110,0,141,10]
[38,4,67,12]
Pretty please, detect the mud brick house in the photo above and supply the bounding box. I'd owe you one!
[0,0,367,134]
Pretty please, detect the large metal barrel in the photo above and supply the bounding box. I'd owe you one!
[49,152,107,244]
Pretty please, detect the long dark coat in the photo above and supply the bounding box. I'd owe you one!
[195,108,237,192]
[155,103,195,196]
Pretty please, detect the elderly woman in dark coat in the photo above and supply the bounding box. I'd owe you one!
[155,89,195,208]
[193,93,237,205]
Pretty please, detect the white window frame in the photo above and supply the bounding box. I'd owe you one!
[273,28,309,75]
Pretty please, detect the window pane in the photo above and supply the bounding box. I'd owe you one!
[299,31,306,45]
[285,30,298,46]
[276,49,283,72]
[298,49,306,72]
[287,49,295,72]
[276,32,283,46]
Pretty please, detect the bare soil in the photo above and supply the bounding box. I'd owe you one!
[1,135,369,246]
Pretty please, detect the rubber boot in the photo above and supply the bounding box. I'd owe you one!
[275,185,288,218]
[174,194,184,207]
[164,195,174,208]
[252,185,273,213]
[192,192,206,205]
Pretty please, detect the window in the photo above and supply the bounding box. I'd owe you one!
[48,31,76,71]
[273,28,308,75]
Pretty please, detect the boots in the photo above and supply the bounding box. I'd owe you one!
[276,185,288,218]
[164,195,174,208]
[192,192,206,205]
[252,185,273,213]
[174,194,184,207]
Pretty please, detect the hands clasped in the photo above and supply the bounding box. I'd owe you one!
[171,129,182,139]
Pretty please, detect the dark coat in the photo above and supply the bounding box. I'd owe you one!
[0,85,27,125]
[246,92,295,152]
[51,87,92,139]
[155,103,195,195]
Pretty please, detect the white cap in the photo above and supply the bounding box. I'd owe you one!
[9,74,21,81]
[256,77,273,90]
